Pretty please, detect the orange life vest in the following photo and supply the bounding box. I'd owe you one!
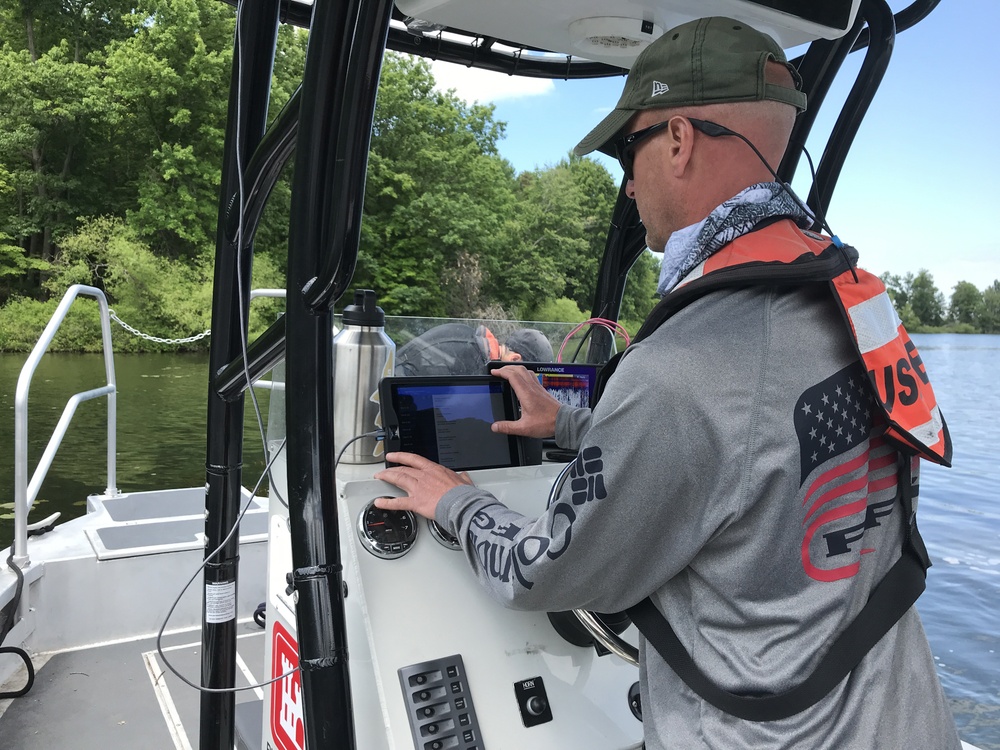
[480,326,502,361]
[627,218,951,467]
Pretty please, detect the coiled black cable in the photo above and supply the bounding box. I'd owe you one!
[0,549,35,698]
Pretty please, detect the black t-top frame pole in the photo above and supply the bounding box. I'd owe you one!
[201,0,281,747]
[283,0,393,748]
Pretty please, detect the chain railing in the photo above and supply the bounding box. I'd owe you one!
[106,287,286,346]
[108,310,211,345]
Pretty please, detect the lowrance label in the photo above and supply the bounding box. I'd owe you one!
[205,581,236,623]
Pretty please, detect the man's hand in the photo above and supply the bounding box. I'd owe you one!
[374,452,473,520]
[490,365,562,438]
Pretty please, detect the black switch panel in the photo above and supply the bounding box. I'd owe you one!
[399,655,485,750]
[513,675,552,727]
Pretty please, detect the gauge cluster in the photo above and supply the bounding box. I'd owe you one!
[357,501,417,559]
[356,500,466,558]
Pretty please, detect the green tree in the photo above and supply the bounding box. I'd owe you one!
[534,296,586,323]
[979,280,1000,334]
[107,0,235,259]
[496,153,623,319]
[949,280,983,327]
[555,154,617,312]
[355,53,522,318]
[880,271,913,310]
[908,269,945,327]
[0,0,237,301]
[619,249,659,326]
[0,0,137,293]
[0,42,103,266]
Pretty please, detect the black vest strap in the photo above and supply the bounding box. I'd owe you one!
[627,457,929,722]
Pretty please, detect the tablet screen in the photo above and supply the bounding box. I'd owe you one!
[380,377,522,470]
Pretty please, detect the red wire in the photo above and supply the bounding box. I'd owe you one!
[557,318,631,362]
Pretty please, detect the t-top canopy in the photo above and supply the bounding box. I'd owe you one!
[393,0,862,67]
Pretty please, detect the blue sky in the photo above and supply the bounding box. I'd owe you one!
[427,0,1000,301]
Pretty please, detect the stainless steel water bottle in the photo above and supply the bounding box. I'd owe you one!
[332,289,395,464]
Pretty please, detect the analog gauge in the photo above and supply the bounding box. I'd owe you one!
[357,500,418,559]
[427,519,461,550]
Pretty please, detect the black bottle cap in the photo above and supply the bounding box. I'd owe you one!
[342,289,385,327]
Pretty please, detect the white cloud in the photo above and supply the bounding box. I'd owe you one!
[429,59,554,103]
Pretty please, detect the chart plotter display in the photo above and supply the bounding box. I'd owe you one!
[379,376,525,470]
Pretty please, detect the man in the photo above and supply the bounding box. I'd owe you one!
[394,323,553,376]
[376,17,959,749]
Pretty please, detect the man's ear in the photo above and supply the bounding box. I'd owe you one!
[507,351,522,362]
[668,116,696,177]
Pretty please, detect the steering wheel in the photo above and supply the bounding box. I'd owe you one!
[571,609,639,666]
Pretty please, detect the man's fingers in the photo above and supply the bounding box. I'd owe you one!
[491,419,517,435]
[372,455,467,521]
[384,451,439,470]
[492,365,535,388]
[373,495,407,510]
[374,465,418,490]
[490,365,519,381]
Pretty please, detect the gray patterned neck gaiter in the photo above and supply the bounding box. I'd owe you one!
[656,182,813,296]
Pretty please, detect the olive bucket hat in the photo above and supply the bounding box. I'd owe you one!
[574,16,807,156]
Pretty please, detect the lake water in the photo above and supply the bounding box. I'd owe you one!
[0,352,271,543]
[1,335,998,747]
[910,334,1000,748]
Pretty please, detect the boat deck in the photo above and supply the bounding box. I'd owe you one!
[0,622,266,750]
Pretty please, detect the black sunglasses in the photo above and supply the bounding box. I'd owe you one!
[614,117,736,180]
[613,119,674,181]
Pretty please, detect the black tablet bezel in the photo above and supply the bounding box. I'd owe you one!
[487,361,602,408]
[378,375,525,470]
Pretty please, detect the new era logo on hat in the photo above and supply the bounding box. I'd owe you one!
[651,80,670,96]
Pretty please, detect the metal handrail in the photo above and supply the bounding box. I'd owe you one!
[13,285,118,566]
[246,288,287,394]
[248,288,286,300]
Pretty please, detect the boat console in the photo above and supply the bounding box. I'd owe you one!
[260,360,642,748]
[264,459,643,750]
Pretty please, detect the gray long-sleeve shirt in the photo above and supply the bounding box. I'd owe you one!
[436,284,959,749]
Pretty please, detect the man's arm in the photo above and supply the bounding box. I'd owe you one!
[378,335,745,614]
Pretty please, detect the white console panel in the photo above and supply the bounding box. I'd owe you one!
[263,459,643,749]
[338,463,643,750]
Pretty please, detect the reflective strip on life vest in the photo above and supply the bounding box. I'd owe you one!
[831,270,950,466]
[846,293,902,354]
[911,406,946,452]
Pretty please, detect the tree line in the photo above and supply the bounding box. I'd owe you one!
[880,271,1000,334]
[0,0,995,353]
